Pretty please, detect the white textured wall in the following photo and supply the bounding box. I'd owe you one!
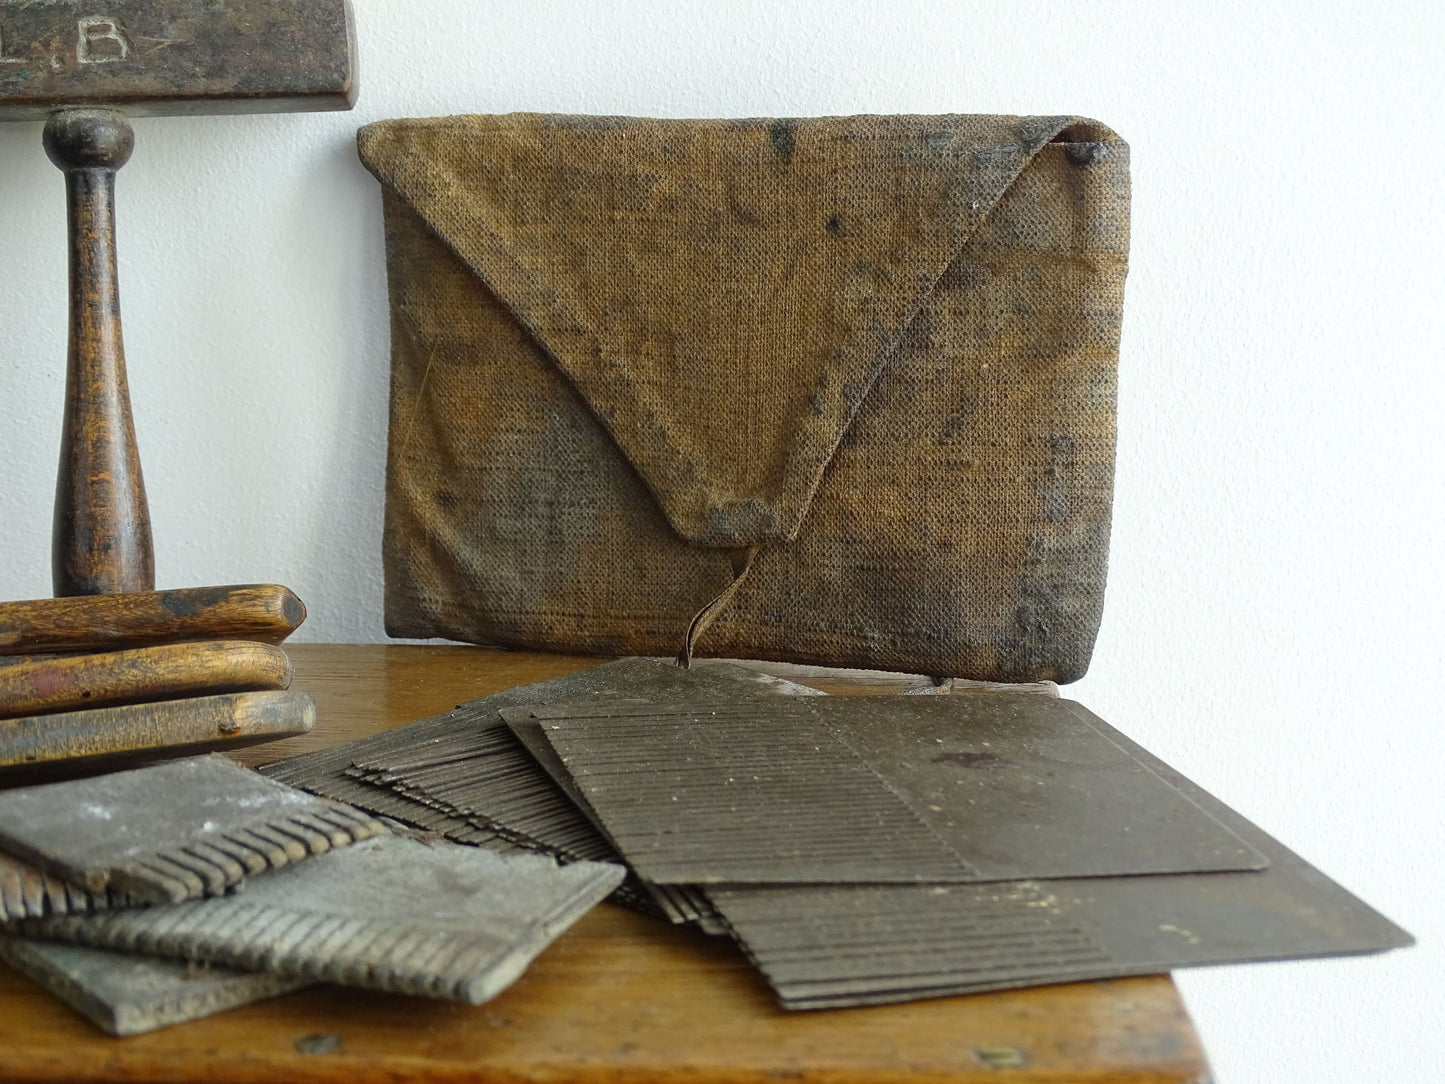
[1,1,1440,1079]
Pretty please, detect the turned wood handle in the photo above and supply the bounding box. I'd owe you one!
[0,642,293,720]
[0,584,307,656]
[0,691,316,774]
[45,108,154,597]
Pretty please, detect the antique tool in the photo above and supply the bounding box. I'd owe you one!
[526,696,1264,887]
[706,701,1415,1010]
[0,936,309,1037]
[0,641,291,719]
[354,661,820,858]
[0,584,306,655]
[0,755,382,901]
[265,658,812,926]
[0,0,356,594]
[0,691,316,777]
[14,835,625,1005]
[0,850,126,922]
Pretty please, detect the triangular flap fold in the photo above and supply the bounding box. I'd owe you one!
[359,112,1094,546]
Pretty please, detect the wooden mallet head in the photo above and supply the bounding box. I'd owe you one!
[0,1,356,596]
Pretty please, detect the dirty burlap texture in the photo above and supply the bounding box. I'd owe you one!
[359,113,1130,682]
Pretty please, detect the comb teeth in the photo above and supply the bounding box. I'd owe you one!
[15,836,626,1005]
[38,903,522,1001]
[106,807,387,904]
[0,852,130,921]
[706,881,1114,1009]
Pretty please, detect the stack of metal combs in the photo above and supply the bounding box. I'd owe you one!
[264,657,1412,1011]
[0,754,622,1034]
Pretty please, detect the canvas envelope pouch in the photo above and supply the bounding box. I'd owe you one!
[359,113,1129,682]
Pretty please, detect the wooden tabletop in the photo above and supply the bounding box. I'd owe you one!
[0,644,1213,1084]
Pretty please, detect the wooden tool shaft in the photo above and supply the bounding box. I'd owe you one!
[0,642,293,720]
[0,691,316,774]
[0,584,307,656]
[45,109,153,597]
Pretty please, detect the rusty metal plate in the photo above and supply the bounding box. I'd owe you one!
[0,935,308,1035]
[705,698,1413,1009]
[12,836,625,1005]
[0,0,356,121]
[524,695,1262,884]
[0,755,384,902]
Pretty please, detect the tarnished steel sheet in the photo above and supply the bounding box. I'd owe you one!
[0,755,383,902]
[262,658,807,926]
[707,700,1413,1009]
[352,660,817,861]
[13,836,625,1005]
[534,702,972,885]
[523,695,1262,885]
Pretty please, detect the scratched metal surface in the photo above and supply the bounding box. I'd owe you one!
[524,694,1262,886]
[352,660,820,860]
[707,701,1413,1009]
[536,702,974,886]
[350,660,820,926]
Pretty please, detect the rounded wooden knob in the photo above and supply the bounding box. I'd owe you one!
[43,109,134,172]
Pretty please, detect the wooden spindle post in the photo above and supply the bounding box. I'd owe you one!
[44,108,154,597]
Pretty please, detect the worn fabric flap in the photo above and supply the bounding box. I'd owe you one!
[359,112,1110,547]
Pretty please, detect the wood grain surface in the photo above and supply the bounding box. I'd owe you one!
[0,641,292,719]
[0,644,1213,1084]
[44,109,153,598]
[0,690,314,774]
[0,584,306,656]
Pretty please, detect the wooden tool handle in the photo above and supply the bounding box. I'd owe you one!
[45,108,154,598]
[0,584,307,656]
[0,641,293,720]
[0,691,316,774]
